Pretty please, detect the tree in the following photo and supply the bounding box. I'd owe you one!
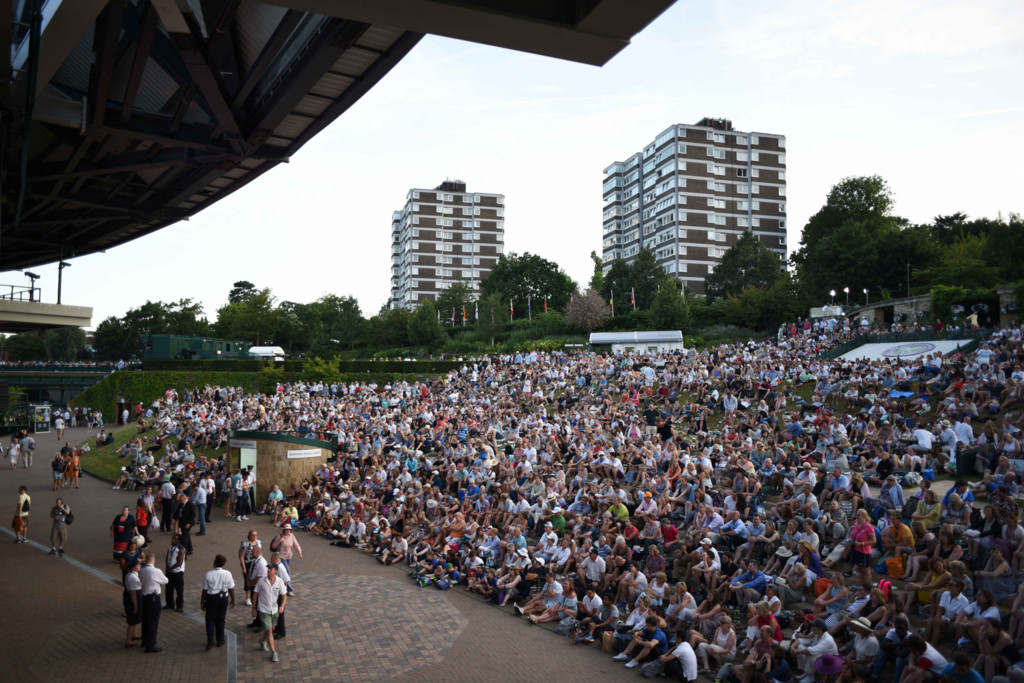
[43,327,87,361]
[481,252,576,313]
[565,288,611,333]
[215,287,279,344]
[798,175,894,252]
[435,283,475,326]
[704,231,785,301]
[601,248,672,313]
[476,292,506,347]
[3,332,46,361]
[650,283,690,331]
[981,213,1024,282]
[589,251,604,291]
[228,281,257,304]
[364,305,412,349]
[93,316,136,359]
[407,299,444,350]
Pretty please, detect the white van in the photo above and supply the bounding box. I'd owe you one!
[248,346,286,362]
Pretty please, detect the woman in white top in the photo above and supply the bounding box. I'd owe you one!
[694,614,736,675]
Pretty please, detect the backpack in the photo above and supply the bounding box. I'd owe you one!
[554,616,578,637]
[641,660,665,679]
[877,578,893,601]
[20,498,29,513]
[814,577,833,597]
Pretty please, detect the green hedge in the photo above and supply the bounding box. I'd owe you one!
[141,359,465,373]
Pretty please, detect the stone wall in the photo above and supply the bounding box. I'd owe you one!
[229,437,330,502]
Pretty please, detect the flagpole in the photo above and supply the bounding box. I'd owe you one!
[528,295,532,322]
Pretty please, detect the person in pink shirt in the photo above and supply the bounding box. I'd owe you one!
[270,525,302,595]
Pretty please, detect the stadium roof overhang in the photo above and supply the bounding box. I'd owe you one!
[1,0,675,273]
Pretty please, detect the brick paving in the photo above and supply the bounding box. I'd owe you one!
[0,428,638,682]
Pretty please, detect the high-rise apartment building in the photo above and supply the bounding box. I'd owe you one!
[602,118,786,294]
[390,180,505,309]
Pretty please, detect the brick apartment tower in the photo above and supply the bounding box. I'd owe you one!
[601,118,787,294]
[390,180,505,309]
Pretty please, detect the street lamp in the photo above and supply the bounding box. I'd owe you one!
[843,286,850,307]
[863,288,869,306]
[829,289,836,305]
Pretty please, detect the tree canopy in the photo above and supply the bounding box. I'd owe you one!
[481,252,576,312]
[704,231,785,301]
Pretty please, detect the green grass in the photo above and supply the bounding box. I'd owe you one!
[78,422,225,481]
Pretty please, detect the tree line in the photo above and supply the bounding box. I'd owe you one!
[3,175,1020,361]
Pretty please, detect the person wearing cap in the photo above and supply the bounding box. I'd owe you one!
[840,616,879,679]
[792,619,837,683]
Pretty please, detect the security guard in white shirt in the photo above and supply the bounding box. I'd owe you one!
[139,554,169,652]
[200,554,235,650]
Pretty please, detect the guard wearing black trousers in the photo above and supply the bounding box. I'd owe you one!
[177,492,198,555]
[140,554,168,653]
[200,554,235,650]
[165,535,186,612]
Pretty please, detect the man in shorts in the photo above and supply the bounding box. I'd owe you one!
[253,564,287,662]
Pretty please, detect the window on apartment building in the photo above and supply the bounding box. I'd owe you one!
[780,203,786,213]
[779,154,786,164]
[736,135,747,145]
[778,171,786,180]
[751,135,759,144]
[412,254,419,262]
[412,241,420,249]
[412,191,420,199]
[779,187,786,196]
[752,218,760,227]
[752,201,760,210]
[752,184,759,194]
[752,168,760,178]
[738,217,749,227]
[412,228,420,236]
[778,138,786,148]
[737,151,748,162]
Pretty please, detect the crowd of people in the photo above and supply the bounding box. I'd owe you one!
[99,315,1024,679]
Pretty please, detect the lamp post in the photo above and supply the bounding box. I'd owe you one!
[57,261,71,304]
[863,288,869,306]
[829,289,836,306]
[843,286,850,307]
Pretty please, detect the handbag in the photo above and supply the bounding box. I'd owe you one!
[885,556,905,579]
[65,511,74,525]
[641,660,665,678]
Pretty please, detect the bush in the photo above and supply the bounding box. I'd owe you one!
[699,324,764,345]
[141,358,464,374]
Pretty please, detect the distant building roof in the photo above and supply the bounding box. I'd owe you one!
[589,331,683,345]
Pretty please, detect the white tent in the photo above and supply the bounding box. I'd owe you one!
[588,330,685,354]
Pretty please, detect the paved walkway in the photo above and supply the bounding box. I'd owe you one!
[0,428,624,682]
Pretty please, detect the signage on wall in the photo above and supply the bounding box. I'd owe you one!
[287,448,321,459]
[230,439,258,449]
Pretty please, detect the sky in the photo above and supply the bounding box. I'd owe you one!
[25,0,1024,328]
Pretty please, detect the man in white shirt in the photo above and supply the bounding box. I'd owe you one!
[924,580,969,644]
[200,554,235,649]
[659,636,698,681]
[253,565,287,662]
[159,479,176,532]
[139,553,169,653]
[954,418,975,447]
[580,547,606,584]
[164,534,186,612]
[793,620,838,682]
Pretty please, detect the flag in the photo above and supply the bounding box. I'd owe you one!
[475,301,479,321]
[610,293,614,315]
[570,293,574,308]
[462,306,466,325]
[631,287,636,310]
[510,300,514,322]
[544,298,548,313]
[452,308,456,325]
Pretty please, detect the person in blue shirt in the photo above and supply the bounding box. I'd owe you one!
[719,511,749,550]
[727,560,769,607]
[613,615,669,668]
[941,480,974,509]
[939,653,984,683]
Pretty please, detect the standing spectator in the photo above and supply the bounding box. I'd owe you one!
[267,552,290,641]
[8,437,21,470]
[200,554,235,650]
[54,413,65,439]
[253,564,287,663]
[159,478,176,532]
[123,556,142,648]
[239,529,262,606]
[140,553,168,653]
[110,506,136,560]
[176,492,198,555]
[164,534,186,613]
[13,485,31,543]
[49,497,70,555]
[21,434,34,468]
[269,525,302,595]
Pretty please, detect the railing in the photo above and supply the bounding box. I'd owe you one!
[817,329,991,360]
[0,284,41,302]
